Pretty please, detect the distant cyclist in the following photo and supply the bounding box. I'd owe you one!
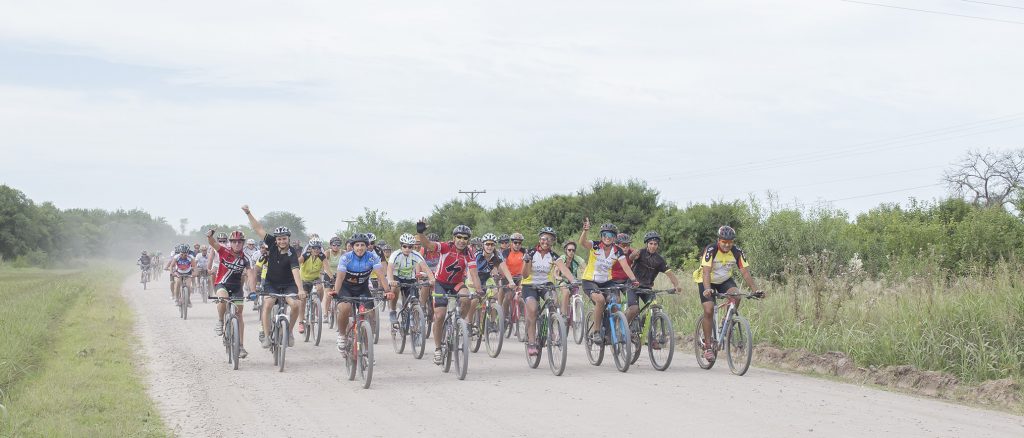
[693,226,764,362]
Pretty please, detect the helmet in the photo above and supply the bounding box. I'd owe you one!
[510,232,524,241]
[308,238,323,248]
[366,232,377,243]
[273,226,291,237]
[176,244,189,253]
[216,232,228,240]
[481,233,498,243]
[427,233,440,242]
[562,241,576,250]
[229,230,245,241]
[538,227,556,240]
[617,233,631,244]
[643,231,661,243]
[309,233,320,239]
[600,223,618,234]
[470,237,482,246]
[717,226,736,240]
[246,238,255,245]
[142,250,148,255]
[375,240,388,249]
[452,225,472,237]
[399,233,417,245]
[350,233,370,244]
[329,236,343,246]
[497,233,510,243]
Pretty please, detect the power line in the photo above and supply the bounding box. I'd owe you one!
[837,0,1024,25]
[458,189,486,202]
[827,183,944,202]
[957,0,1024,11]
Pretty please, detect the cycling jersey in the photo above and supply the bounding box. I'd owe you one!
[421,245,441,268]
[326,250,343,273]
[502,248,526,277]
[243,246,261,268]
[215,246,249,286]
[521,247,560,285]
[580,241,625,283]
[299,251,326,282]
[633,248,668,288]
[262,234,300,287]
[370,247,387,279]
[434,242,477,285]
[611,247,633,282]
[138,255,151,266]
[692,244,748,284]
[171,254,195,274]
[556,254,585,283]
[474,250,505,285]
[388,250,425,280]
[337,251,383,285]
[194,254,209,271]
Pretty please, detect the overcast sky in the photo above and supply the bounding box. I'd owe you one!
[2,0,1023,235]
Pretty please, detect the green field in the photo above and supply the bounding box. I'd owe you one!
[0,266,166,437]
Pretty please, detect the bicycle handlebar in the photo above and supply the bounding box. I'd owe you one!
[713,291,763,299]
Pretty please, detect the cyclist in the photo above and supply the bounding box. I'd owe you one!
[694,226,764,361]
[137,251,151,283]
[208,232,228,295]
[331,233,394,353]
[555,241,586,316]
[497,234,511,254]
[243,205,305,349]
[625,232,683,339]
[501,232,527,319]
[474,233,516,315]
[207,229,254,358]
[297,238,328,334]
[577,218,640,343]
[385,233,436,325]
[521,227,577,356]
[419,232,442,317]
[194,247,210,296]
[415,219,485,364]
[610,233,634,284]
[323,236,345,315]
[168,244,197,306]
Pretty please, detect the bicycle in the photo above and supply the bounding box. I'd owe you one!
[468,284,505,358]
[694,291,761,376]
[336,294,381,389]
[503,282,525,342]
[436,291,472,380]
[263,292,293,372]
[214,297,242,370]
[563,282,586,345]
[524,283,569,376]
[625,288,676,370]
[139,265,150,289]
[176,274,193,320]
[391,281,430,359]
[302,280,324,346]
[196,271,210,304]
[583,285,632,373]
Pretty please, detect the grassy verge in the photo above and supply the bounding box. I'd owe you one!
[0,266,166,437]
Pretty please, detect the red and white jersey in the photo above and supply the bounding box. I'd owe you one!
[433,241,477,285]
[215,246,249,286]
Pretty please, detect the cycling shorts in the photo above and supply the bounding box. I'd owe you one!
[627,287,656,307]
[216,283,245,303]
[697,278,737,304]
[522,283,555,302]
[338,281,375,309]
[432,282,465,308]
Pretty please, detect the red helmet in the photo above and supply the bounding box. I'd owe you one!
[228,230,245,241]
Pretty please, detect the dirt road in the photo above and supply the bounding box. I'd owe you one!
[123,276,1024,437]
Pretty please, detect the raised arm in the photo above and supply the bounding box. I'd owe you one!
[578,217,593,250]
[415,218,437,252]
[242,205,266,239]
[206,229,220,251]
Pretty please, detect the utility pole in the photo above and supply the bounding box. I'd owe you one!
[459,189,486,202]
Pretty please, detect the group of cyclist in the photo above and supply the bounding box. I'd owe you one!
[140,203,765,371]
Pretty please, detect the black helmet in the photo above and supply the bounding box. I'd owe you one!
[375,239,388,249]
[600,223,618,234]
[350,233,370,244]
[717,226,736,240]
[427,233,440,242]
[616,233,631,244]
[273,226,291,237]
[216,232,228,240]
[643,231,661,243]
[452,225,472,237]
[329,236,343,246]
[497,233,510,243]
[538,227,556,240]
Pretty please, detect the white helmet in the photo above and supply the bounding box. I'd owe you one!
[246,238,255,245]
[399,233,417,245]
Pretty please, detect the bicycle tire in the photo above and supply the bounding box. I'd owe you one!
[411,305,426,359]
[484,302,504,358]
[525,316,542,369]
[425,304,433,340]
[694,316,715,370]
[454,318,469,380]
[514,298,526,343]
[571,296,584,344]
[442,319,453,373]
[312,298,323,346]
[230,317,240,371]
[648,311,674,371]
[470,306,484,353]
[181,286,189,320]
[611,311,631,373]
[223,316,233,364]
[358,320,374,388]
[547,313,567,376]
[629,319,642,365]
[372,306,380,344]
[726,316,753,376]
[392,307,408,355]
[346,328,357,381]
[277,319,288,372]
[271,326,279,367]
[584,311,604,366]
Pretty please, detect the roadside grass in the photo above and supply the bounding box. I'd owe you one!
[0,266,166,437]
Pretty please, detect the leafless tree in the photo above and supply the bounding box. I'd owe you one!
[943,149,1024,208]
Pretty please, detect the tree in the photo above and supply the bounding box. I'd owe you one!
[179,218,189,235]
[943,149,1024,208]
[260,211,308,242]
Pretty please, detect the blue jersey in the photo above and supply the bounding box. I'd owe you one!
[337,251,382,285]
[475,250,504,275]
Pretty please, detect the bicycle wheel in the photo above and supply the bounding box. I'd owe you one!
[514,298,526,343]
[223,316,233,363]
[181,286,189,320]
[372,306,380,344]
[271,326,279,367]
[201,280,208,304]
[726,316,753,376]
[470,306,484,353]
[410,305,426,359]
[611,311,631,373]
[454,319,469,380]
[328,305,336,329]
[547,314,567,376]
[229,317,240,370]
[358,320,374,388]
[694,316,715,370]
[571,296,584,344]
[484,302,504,358]
[584,312,604,366]
[442,319,453,373]
[424,304,433,340]
[525,317,542,369]
[648,311,675,371]
[392,307,408,354]
[629,319,642,365]
[345,329,357,381]
[303,301,313,343]
[277,319,288,372]
[311,298,323,346]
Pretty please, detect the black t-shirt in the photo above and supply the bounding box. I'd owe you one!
[263,234,300,287]
[633,249,668,288]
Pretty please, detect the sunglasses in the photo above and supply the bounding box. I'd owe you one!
[600,232,616,238]
[566,248,575,252]
[484,242,495,246]
[511,240,523,244]
[401,244,413,249]
[331,244,340,247]
[719,240,734,244]
[217,239,228,243]
[454,235,470,241]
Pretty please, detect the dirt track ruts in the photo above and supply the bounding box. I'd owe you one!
[123,276,1024,438]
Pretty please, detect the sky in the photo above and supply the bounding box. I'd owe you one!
[2,0,1023,235]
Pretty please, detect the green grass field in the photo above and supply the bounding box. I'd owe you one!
[0,266,166,437]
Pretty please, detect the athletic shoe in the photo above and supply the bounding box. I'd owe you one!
[215,321,224,337]
[239,348,248,359]
[298,321,306,334]
[261,335,271,349]
[433,348,443,365]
